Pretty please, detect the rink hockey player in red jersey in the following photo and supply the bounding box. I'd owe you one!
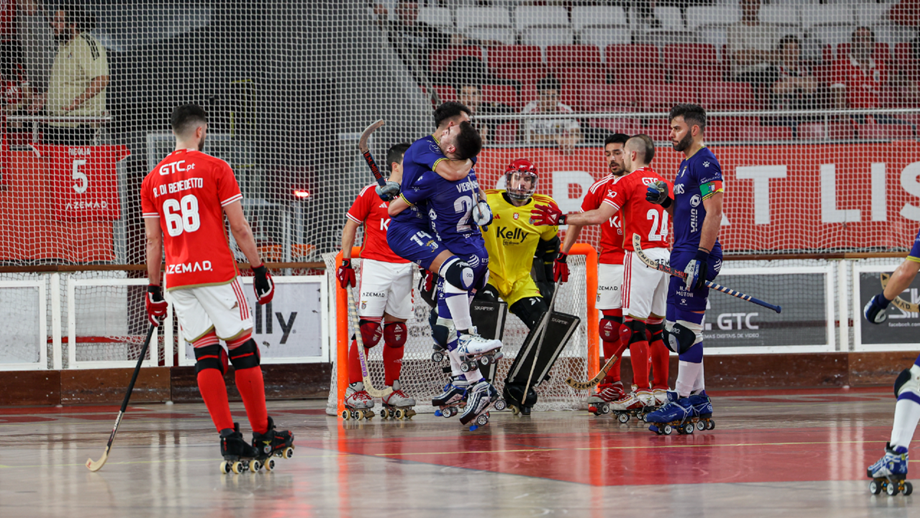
[141,104,293,474]
[337,142,417,420]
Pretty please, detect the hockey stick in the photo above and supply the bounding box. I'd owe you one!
[880,273,919,313]
[358,119,388,189]
[565,353,622,391]
[519,282,560,405]
[86,324,156,472]
[345,286,392,399]
[632,234,782,314]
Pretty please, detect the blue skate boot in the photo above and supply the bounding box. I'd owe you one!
[432,376,468,418]
[868,443,912,496]
[645,391,695,435]
[459,379,499,431]
[688,390,715,431]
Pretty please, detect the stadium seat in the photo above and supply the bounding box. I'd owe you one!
[429,46,483,75]
[686,5,740,32]
[695,25,730,62]
[606,44,665,83]
[640,83,697,113]
[857,123,915,140]
[797,122,855,141]
[418,7,452,30]
[522,27,575,49]
[642,120,672,142]
[895,42,920,81]
[580,27,632,48]
[492,122,519,145]
[800,5,854,30]
[571,6,628,32]
[760,6,798,26]
[431,85,457,103]
[492,65,548,85]
[581,84,638,113]
[738,125,794,141]
[664,43,722,83]
[488,45,542,70]
[650,7,685,31]
[521,83,580,110]
[481,84,519,108]
[515,6,570,32]
[547,45,602,66]
[456,7,512,31]
[553,66,606,86]
[588,118,641,134]
[466,26,516,46]
[699,82,756,110]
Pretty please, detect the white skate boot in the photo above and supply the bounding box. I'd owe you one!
[381,380,416,420]
[456,329,503,372]
[652,388,670,407]
[342,382,374,420]
[609,391,654,425]
[587,381,626,415]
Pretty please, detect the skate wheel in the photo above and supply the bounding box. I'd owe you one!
[220,461,231,474]
[395,409,405,419]
[683,423,694,435]
[283,447,294,459]
[888,481,900,496]
[265,458,275,472]
[697,421,706,431]
[480,355,491,366]
[249,459,261,472]
[364,410,374,420]
[869,480,882,495]
[476,414,489,426]
[494,399,507,411]
[662,424,673,435]
[432,352,444,362]
[341,410,350,420]
[617,413,629,424]
[379,409,388,419]
[903,481,913,496]
[707,420,715,431]
[600,403,610,415]
[460,362,470,372]
[231,461,244,474]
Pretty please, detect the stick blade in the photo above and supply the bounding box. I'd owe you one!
[358,119,385,153]
[85,448,109,472]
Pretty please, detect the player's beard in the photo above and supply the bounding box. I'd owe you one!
[198,134,206,152]
[672,132,692,152]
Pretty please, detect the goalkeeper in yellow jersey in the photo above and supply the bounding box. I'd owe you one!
[476,159,577,414]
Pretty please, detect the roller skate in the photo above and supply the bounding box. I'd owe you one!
[868,443,912,496]
[380,380,416,420]
[587,381,626,416]
[645,391,696,435]
[456,329,503,372]
[688,390,715,431]
[652,388,670,407]
[433,376,468,418]
[342,382,375,420]
[220,423,261,474]
[503,381,534,416]
[251,416,295,472]
[460,379,499,431]
[609,389,655,425]
[431,342,448,363]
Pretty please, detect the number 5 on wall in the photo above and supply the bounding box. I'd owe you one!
[72,159,88,194]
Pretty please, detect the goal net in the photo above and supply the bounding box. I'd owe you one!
[324,247,598,415]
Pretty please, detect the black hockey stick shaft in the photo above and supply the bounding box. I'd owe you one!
[361,151,388,188]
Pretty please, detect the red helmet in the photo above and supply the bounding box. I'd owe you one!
[505,159,538,201]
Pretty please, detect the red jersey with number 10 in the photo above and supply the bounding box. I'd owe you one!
[603,166,671,251]
[347,185,408,263]
[141,149,242,290]
[581,174,625,265]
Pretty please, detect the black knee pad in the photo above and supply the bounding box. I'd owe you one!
[194,344,228,375]
[895,368,913,398]
[474,283,500,303]
[648,322,664,342]
[429,308,449,348]
[665,323,696,355]
[510,296,548,330]
[443,258,475,291]
[628,320,648,344]
[228,338,261,370]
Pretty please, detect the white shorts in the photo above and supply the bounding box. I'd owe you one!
[596,263,623,311]
[167,278,253,343]
[622,248,669,320]
[358,259,414,320]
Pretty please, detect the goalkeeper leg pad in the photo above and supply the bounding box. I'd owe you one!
[510,296,548,331]
[505,310,581,396]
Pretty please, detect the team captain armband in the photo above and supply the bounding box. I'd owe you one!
[700,180,723,199]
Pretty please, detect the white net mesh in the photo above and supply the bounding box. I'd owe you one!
[324,252,595,415]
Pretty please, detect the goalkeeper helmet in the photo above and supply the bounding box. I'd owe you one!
[505,159,538,202]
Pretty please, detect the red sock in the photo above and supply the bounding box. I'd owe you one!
[629,340,650,391]
[348,339,364,385]
[383,346,403,386]
[197,369,233,433]
[235,366,269,435]
[650,340,670,390]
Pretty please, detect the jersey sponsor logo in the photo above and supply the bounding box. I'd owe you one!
[362,291,387,298]
[65,200,110,211]
[690,208,699,233]
[690,194,701,207]
[166,260,213,274]
[158,160,196,176]
[640,177,657,186]
[496,225,528,244]
[598,285,619,291]
[379,218,390,230]
[674,184,686,195]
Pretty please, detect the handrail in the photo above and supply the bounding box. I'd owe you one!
[472,108,920,121]
[5,115,112,144]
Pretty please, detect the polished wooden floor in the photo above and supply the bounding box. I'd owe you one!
[1,388,918,517]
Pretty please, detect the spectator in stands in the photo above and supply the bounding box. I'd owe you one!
[521,74,582,153]
[769,35,818,130]
[28,2,108,146]
[634,0,661,29]
[375,0,452,81]
[727,0,777,95]
[457,81,514,145]
[19,1,55,93]
[832,27,903,126]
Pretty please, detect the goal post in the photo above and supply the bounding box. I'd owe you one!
[325,243,598,416]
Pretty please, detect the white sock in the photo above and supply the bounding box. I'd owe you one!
[676,361,702,398]
[447,348,464,377]
[691,360,706,394]
[444,294,473,331]
[464,368,483,383]
[890,398,920,449]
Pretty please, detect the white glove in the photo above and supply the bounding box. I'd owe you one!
[472,200,493,227]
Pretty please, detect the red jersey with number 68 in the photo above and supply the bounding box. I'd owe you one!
[581,174,625,265]
[347,185,408,263]
[603,166,671,251]
[141,149,242,290]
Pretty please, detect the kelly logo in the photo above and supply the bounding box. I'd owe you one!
[254,302,297,344]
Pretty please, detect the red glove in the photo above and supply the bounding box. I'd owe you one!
[252,264,274,304]
[337,259,356,288]
[145,285,168,327]
[554,253,569,283]
[531,203,566,226]
[422,268,435,293]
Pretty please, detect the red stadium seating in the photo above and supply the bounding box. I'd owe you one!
[664,44,723,83]
[895,43,920,81]
[738,125,794,141]
[492,122,519,145]
[487,45,542,70]
[857,123,915,140]
[521,83,580,110]
[481,84,519,108]
[606,44,665,84]
[641,121,671,142]
[429,46,482,74]
[833,42,889,64]
[547,45,602,66]
[797,122,855,141]
[492,66,548,85]
[553,65,606,85]
[699,82,756,111]
[587,118,641,134]
[431,85,457,103]
[581,84,637,113]
[639,83,697,112]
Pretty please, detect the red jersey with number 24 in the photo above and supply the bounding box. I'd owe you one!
[347,185,408,263]
[141,149,242,290]
[581,174,625,265]
[603,166,671,251]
